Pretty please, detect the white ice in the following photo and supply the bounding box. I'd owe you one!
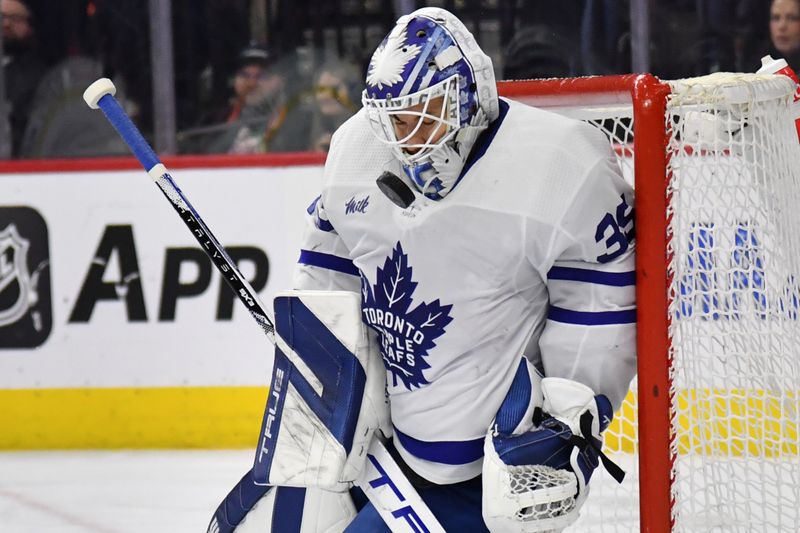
[0,449,255,533]
[0,449,637,532]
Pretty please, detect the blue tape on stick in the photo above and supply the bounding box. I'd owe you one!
[96,93,162,172]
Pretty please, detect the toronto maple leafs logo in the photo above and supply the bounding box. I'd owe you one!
[361,242,453,390]
[366,25,421,90]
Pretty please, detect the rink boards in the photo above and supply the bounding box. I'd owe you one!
[0,160,317,449]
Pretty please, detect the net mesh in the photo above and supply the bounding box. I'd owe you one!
[512,73,800,531]
[665,73,800,532]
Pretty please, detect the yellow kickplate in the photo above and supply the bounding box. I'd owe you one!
[0,386,268,450]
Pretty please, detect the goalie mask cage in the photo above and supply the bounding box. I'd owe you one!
[498,73,800,532]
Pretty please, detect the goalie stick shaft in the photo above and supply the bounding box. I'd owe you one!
[84,79,445,533]
[87,82,275,341]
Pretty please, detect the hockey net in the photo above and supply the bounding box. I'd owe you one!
[498,73,800,532]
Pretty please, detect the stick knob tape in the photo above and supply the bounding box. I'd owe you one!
[83,78,161,172]
[83,78,117,109]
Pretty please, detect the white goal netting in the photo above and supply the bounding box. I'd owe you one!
[505,73,800,532]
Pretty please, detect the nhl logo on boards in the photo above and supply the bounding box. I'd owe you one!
[0,207,52,348]
[0,224,31,327]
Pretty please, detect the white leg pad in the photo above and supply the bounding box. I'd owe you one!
[232,487,356,533]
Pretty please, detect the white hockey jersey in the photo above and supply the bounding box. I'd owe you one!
[293,98,637,484]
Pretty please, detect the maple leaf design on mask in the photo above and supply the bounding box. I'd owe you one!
[366,27,422,91]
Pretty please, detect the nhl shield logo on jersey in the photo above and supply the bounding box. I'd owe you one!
[361,242,453,389]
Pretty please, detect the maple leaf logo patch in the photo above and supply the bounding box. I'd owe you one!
[361,242,453,390]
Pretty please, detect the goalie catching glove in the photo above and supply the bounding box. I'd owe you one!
[482,364,625,533]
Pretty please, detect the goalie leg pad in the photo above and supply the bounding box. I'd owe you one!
[254,290,390,491]
[207,469,357,533]
[207,468,268,532]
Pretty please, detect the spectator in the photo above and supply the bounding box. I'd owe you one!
[740,0,800,70]
[307,64,359,152]
[264,59,359,152]
[226,45,287,153]
[769,0,800,67]
[203,44,287,154]
[1,0,46,157]
[226,46,284,123]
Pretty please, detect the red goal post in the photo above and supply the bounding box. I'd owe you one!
[497,74,800,532]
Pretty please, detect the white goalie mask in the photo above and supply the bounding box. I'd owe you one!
[362,7,499,200]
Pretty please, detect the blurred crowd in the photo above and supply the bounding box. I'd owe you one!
[1,0,799,160]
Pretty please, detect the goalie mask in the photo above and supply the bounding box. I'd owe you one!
[362,7,499,200]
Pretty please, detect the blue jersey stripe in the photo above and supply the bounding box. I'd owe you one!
[306,195,321,215]
[306,195,335,232]
[394,426,484,465]
[494,358,532,435]
[298,250,359,276]
[548,266,636,287]
[548,305,637,325]
[315,218,335,232]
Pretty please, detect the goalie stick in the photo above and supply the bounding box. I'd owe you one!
[83,78,445,533]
